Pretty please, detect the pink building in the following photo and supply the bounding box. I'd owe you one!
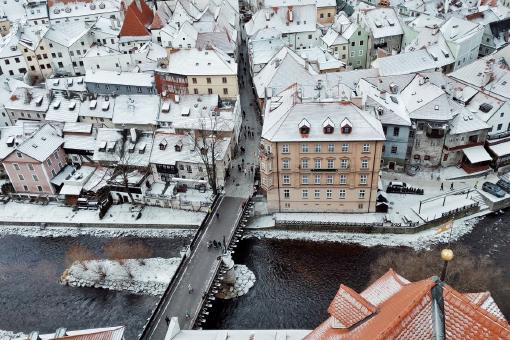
[0,123,67,195]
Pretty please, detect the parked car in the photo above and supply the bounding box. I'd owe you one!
[496,179,510,193]
[406,164,420,176]
[482,182,505,198]
[388,181,407,189]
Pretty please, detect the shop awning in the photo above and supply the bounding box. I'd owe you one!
[463,145,492,164]
[489,140,510,157]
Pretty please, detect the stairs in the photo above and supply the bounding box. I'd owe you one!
[469,191,489,211]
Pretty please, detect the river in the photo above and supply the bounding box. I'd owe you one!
[0,213,508,338]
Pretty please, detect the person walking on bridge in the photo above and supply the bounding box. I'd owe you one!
[165,316,170,326]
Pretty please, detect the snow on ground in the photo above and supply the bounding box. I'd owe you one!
[245,215,483,250]
[0,331,26,340]
[61,257,182,295]
[0,202,206,226]
[217,265,256,300]
[247,215,275,229]
[0,225,196,238]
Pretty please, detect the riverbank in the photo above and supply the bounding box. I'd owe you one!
[246,214,483,250]
[0,202,206,228]
[0,330,26,340]
[61,257,182,295]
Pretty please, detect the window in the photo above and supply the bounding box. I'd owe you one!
[208,88,213,95]
[339,189,346,199]
[187,165,192,173]
[283,175,290,184]
[301,143,309,152]
[391,146,398,154]
[327,175,333,184]
[327,159,334,169]
[320,13,324,18]
[393,127,400,136]
[222,77,227,83]
[326,189,332,199]
[302,175,309,184]
[192,78,197,84]
[341,159,349,169]
[314,159,321,169]
[358,189,366,199]
[360,40,364,45]
[361,159,369,169]
[497,123,503,131]
[194,89,199,94]
[362,144,370,152]
[351,41,355,46]
[340,174,347,184]
[282,159,290,169]
[282,144,289,153]
[18,174,24,180]
[500,112,505,117]
[206,77,211,84]
[302,189,308,198]
[37,185,43,192]
[308,34,312,39]
[315,175,321,184]
[14,163,20,170]
[342,143,349,153]
[315,144,321,152]
[358,50,363,56]
[328,144,334,152]
[360,175,367,185]
[16,152,22,158]
[314,189,320,198]
[283,189,290,199]
[223,88,228,95]
[32,174,39,181]
[23,185,28,191]
[350,51,355,57]
[301,159,308,169]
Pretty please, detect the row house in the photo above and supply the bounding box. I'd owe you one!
[0,30,29,78]
[48,0,122,25]
[4,87,49,123]
[157,48,238,100]
[0,123,67,195]
[17,25,53,82]
[260,86,385,213]
[362,8,403,66]
[84,69,156,95]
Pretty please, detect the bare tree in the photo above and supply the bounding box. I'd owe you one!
[103,240,153,265]
[65,245,97,271]
[369,246,504,292]
[102,129,152,204]
[187,112,230,196]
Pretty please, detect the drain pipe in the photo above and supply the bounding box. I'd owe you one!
[431,276,445,340]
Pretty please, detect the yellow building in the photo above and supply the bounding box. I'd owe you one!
[260,87,385,213]
[317,0,337,24]
[162,48,239,100]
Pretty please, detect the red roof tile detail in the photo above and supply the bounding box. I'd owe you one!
[305,270,510,340]
[151,13,164,29]
[119,0,154,37]
[327,284,377,329]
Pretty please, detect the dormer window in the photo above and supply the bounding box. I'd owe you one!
[340,118,352,134]
[159,139,168,150]
[299,118,311,135]
[323,117,334,134]
[174,140,183,152]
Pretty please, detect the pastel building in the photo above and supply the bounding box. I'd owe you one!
[0,123,66,195]
[260,87,385,213]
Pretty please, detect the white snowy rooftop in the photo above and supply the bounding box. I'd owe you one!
[44,22,90,47]
[46,95,80,123]
[462,145,492,164]
[16,124,64,162]
[165,48,237,76]
[85,70,155,87]
[488,140,510,157]
[112,95,160,126]
[363,7,403,39]
[46,76,87,93]
[79,96,115,119]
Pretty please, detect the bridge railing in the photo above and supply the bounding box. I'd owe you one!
[139,194,223,340]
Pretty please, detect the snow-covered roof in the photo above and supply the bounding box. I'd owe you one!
[196,32,236,56]
[262,87,385,142]
[374,50,439,76]
[245,5,317,37]
[321,29,348,47]
[16,124,64,162]
[463,145,492,163]
[46,95,80,123]
[317,0,336,7]
[46,76,87,93]
[112,95,160,126]
[440,17,483,42]
[64,134,96,152]
[92,128,124,162]
[465,91,505,122]
[44,22,90,47]
[150,131,230,165]
[18,25,49,51]
[4,87,50,112]
[79,96,115,119]
[91,16,121,37]
[15,327,125,340]
[63,122,93,134]
[165,48,237,76]
[363,8,403,39]
[85,70,155,87]
[119,131,154,167]
[489,140,510,157]
[0,31,22,59]
[49,0,120,21]
[448,105,489,134]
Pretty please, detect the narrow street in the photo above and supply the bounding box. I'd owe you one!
[224,24,262,199]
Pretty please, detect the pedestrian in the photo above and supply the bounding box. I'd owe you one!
[165,316,170,326]
[244,168,247,176]
[430,173,434,180]
[243,132,247,138]
[216,212,220,219]
[251,165,254,173]
[242,158,245,164]
[474,181,478,189]
[207,208,211,214]
[450,182,454,190]
[188,284,193,293]
[440,182,444,191]
[243,110,246,118]
[185,312,190,319]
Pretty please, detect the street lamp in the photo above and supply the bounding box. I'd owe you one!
[440,248,454,281]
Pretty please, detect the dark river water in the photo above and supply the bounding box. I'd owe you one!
[0,212,508,339]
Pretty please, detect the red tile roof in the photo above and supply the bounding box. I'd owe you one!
[305,270,510,340]
[327,284,377,329]
[119,0,154,37]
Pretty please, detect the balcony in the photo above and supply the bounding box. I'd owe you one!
[425,123,447,139]
[311,168,337,172]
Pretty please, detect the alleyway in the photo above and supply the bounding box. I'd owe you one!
[224,26,262,199]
